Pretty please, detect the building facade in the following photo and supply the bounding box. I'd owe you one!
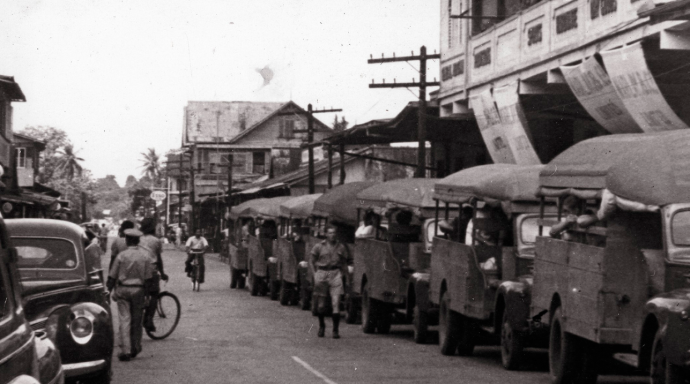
[438,0,690,163]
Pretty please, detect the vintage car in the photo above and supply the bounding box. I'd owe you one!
[516,132,690,383]
[430,164,557,370]
[7,219,114,384]
[0,219,64,384]
[308,181,378,319]
[275,194,322,305]
[353,178,439,342]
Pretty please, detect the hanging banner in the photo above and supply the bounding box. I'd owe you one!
[600,42,688,132]
[469,90,516,164]
[493,83,541,165]
[561,57,641,134]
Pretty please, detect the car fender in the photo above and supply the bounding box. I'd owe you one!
[644,288,690,368]
[33,333,63,384]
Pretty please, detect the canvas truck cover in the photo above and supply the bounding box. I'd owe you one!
[229,198,269,220]
[249,196,294,220]
[433,164,544,205]
[356,178,438,217]
[279,193,322,219]
[312,181,378,226]
[539,131,690,206]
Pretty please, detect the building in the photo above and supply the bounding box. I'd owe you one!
[167,100,333,226]
[0,76,61,218]
[437,0,690,164]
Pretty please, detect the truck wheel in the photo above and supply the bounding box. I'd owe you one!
[238,272,246,289]
[269,276,280,301]
[501,310,524,370]
[376,303,391,334]
[650,332,685,384]
[249,272,259,296]
[549,307,598,384]
[230,267,238,289]
[279,280,290,305]
[345,295,359,324]
[457,316,476,356]
[438,291,459,355]
[300,281,311,310]
[361,282,377,334]
[413,305,428,344]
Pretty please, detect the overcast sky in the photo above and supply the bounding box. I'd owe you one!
[0,1,440,185]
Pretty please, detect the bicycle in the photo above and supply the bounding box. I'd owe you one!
[189,249,204,292]
[145,287,181,340]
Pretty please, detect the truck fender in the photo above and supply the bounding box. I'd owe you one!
[496,281,531,333]
[644,289,690,368]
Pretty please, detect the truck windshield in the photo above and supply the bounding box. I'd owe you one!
[672,210,690,245]
[521,217,552,244]
[13,238,79,270]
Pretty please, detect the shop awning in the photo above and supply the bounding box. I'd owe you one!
[639,0,690,23]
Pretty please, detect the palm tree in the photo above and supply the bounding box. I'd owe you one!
[140,148,161,186]
[55,144,84,180]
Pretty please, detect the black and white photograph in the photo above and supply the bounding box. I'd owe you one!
[1,1,690,383]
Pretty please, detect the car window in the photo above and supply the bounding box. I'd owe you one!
[672,210,690,246]
[521,217,552,244]
[14,238,78,270]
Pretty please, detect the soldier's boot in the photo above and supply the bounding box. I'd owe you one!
[332,314,340,339]
[317,316,325,338]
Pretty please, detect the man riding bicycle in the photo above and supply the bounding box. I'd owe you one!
[185,229,208,286]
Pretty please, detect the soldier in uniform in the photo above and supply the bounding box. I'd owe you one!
[110,220,135,270]
[107,229,155,361]
[310,225,349,339]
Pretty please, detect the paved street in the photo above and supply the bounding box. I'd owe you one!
[103,245,647,384]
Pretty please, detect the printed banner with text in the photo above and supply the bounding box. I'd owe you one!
[561,57,641,133]
[601,43,688,132]
[469,90,516,164]
[494,83,541,165]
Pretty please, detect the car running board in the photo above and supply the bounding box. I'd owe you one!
[613,353,638,368]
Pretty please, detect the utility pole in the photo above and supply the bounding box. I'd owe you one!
[81,191,88,222]
[280,104,342,194]
[368,45,440,178]
[189,145,196,232]
[177,154,183,228]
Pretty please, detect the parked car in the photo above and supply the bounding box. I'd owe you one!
[7,219,114,384]
[0,218,64,384]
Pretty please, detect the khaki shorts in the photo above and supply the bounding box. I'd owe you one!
[313,269,344,309]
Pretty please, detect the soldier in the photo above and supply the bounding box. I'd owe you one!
[107,229,155,361]
[110,220,135,270]
[310,225,349,339]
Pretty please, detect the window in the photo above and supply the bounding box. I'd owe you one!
[210,153,232,174]
[252,152,265,174]
[280,119,295,139]
[521,217,551,244]
[672,211,690,246]
[16,147,26,168]
[14,238,79,271]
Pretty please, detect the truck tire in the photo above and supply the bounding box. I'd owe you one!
[413,305,428,344]
[269,276,280,301]
[249,272,259,296]
[501,310,524,370]
[439,291,459,356]
[361,281,377,334]
[650,332,686,384]
[457,316,476,356]
[279,280,290,306]
[345,295,359,324]
[299,279,311,310]
[549,307,598,384]
[238,272,246,289]
[230,267,238,289]
[376,303,391,334]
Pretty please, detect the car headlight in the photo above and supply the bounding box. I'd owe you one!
[70,309,95,344]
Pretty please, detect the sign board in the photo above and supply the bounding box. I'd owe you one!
[493,83,541,165]
[150,191,167,201]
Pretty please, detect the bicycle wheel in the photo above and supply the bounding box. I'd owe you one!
[146,291,181,340]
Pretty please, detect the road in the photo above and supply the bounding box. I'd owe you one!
[104,245,647,384]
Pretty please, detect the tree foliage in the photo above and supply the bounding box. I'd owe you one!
[332,115,349,132]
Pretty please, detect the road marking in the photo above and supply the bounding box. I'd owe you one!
[292,356,338,384]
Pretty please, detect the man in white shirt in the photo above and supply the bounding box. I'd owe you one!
[185,229,209,284]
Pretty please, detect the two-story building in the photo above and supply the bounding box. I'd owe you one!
[0,76,61,218]
[438,0,690,163]
[167,100,333,226]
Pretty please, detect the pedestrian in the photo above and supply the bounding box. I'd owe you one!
[309,225,348,339]
[175,225,182,247]
[98,223,109,253]
[110,220,135,270]
[138,218,169,332]
[185,229,208,286]
[107,229,155,361]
